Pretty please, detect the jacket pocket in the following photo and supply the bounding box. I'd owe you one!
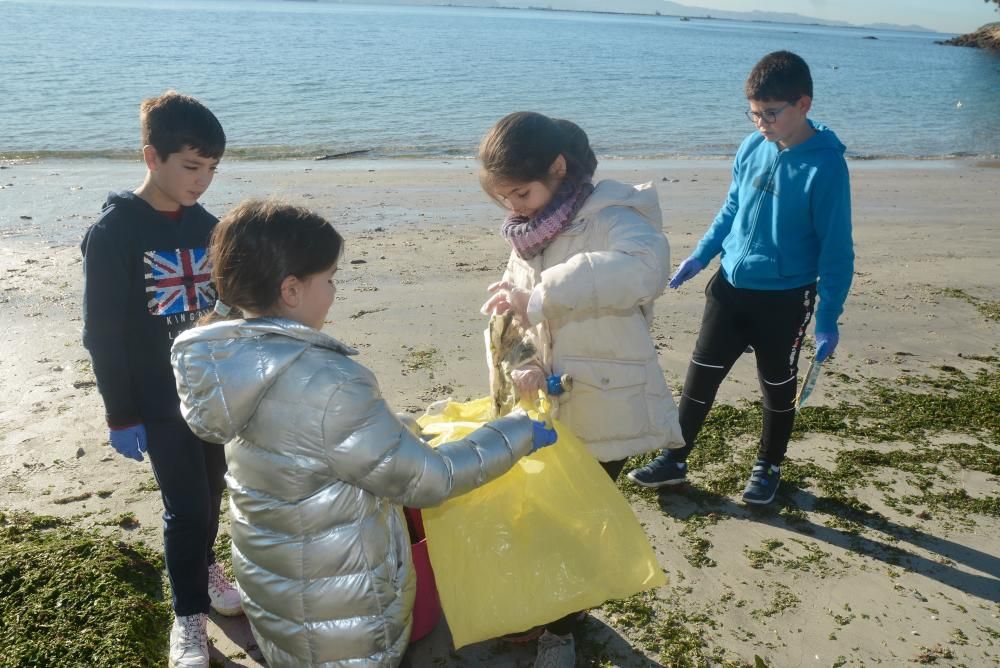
[776,248,816,279]
[558,357,650,442]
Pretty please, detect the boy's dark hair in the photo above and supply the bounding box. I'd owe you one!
[744,51,813,102]
[478,111,597,197]
[140,90,226,161]
[204,200,343,323]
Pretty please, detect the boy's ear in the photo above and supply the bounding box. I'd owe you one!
[796,95,813,114]
[549,154,567,180]
[141,145,162,171]
[279,275,302,308]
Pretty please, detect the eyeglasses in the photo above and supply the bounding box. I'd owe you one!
[745,102,793,125]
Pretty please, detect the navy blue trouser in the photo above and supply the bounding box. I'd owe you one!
[145,417,228,616]
[670,271,815,466]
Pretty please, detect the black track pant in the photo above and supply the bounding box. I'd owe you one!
[145,417,228,616]
[669,271,815,466]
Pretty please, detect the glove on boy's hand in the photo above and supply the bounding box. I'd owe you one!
[530,421,558,453]
[815,331,839,363]
[109,424,147,462]
[668,257,706,289]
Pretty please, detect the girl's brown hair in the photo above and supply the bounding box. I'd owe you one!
[478,111,597,198]
[202,199,343,324]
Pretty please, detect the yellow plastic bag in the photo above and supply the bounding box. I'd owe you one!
[417,397,666,649]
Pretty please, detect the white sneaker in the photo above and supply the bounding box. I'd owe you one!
[207,562,243,616]
[169,613,209,668]
[533,630,575,668]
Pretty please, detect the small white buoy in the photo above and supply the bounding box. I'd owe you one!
[956,100,963,109]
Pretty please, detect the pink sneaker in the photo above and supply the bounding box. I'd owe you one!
[207,563,243,617]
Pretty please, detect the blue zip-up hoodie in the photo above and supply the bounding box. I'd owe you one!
[691,121,854,334]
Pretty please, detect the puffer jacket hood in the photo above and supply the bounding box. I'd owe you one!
[171,317,357,444]
[575,179,663,232]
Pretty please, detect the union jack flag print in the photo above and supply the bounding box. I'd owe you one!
[144,248,216,316]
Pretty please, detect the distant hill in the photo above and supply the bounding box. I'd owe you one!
[320,0,936,33]
[939,21,1000,51]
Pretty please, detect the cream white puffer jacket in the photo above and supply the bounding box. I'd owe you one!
[171,317,534,667]
[503,180,684,461]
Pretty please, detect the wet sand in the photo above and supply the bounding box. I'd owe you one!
[1,157,997,666]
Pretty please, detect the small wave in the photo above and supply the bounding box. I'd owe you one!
[847,151,1000,161]
[0,145,478,162]
[4,146,997,163]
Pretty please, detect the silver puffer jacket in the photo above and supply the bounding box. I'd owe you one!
[170,318,534,667]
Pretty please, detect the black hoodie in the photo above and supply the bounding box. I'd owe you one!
[81,191,217,425]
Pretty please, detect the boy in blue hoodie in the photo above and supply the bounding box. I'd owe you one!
[81,91,240,667]
[628,51,854,505]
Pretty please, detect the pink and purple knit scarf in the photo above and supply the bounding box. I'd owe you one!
[501,179,595,260]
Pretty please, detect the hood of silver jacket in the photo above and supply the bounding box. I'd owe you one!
[171,317,358,444]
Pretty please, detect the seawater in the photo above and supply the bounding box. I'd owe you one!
[1,0,999,160]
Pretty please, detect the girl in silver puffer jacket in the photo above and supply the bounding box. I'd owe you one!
[171,200,554,667]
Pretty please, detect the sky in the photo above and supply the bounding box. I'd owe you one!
[682,0,999,34]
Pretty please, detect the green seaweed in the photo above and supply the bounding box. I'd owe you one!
[937,288,1000,322]
[0,512,171,666]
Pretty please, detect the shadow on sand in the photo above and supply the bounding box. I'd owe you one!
[403,606,662,667]
[654,483,1000,603]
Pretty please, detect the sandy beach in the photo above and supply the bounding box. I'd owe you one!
[0,157,997,667]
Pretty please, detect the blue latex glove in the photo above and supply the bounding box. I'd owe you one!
[815,331,839,363]
[546,374,567,396]
[530,420,558,453]
[109,424,148,462]
[668,257,706,289]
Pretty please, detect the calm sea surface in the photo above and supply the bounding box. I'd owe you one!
[2,0,999,160]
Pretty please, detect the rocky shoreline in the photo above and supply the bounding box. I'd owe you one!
[939,21,1000,51]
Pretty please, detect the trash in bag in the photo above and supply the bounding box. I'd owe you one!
[485,311,537,418]
[417,397,666,648]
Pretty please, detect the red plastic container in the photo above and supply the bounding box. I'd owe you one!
[404,508,441,642]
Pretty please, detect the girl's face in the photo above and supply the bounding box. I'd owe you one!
[494,180,556,218]
[283,263,338,330]
[490,154,567,218]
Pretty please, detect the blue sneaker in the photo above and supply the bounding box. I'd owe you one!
[742,460,781,505]
[626,454,688,489]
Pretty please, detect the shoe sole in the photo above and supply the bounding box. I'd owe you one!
[168,654,209,668]
[626,472,687,489]
[210,604,245,617]
[742,488,778,505]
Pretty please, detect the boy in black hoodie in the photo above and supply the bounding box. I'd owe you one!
[81,91,238,668]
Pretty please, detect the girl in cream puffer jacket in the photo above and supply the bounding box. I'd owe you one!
[171,200,549,667]
[479,112,684,473]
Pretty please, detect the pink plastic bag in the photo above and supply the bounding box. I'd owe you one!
[405,508,441,642]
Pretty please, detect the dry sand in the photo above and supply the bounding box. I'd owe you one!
[0,157,997,666]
